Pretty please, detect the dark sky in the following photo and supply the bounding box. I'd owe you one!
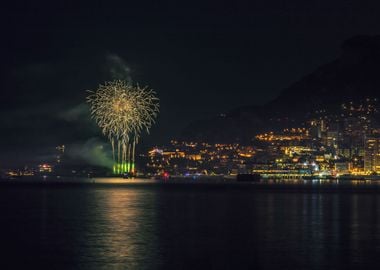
[2,0,380,166]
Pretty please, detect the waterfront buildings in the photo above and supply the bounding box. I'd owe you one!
[146,98,380,177]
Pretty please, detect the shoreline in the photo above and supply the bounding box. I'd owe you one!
[0,176,380,193]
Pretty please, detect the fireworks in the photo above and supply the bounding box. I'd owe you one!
[87,80,159,174]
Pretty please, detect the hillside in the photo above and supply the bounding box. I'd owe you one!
[181,35,380,143]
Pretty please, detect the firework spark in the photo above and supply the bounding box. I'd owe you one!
[87,80,159,174]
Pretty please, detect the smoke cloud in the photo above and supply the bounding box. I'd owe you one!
[59,103,90,122]
[105,53,133,82]
[66,138,114,168]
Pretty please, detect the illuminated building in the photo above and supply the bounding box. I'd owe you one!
[255,128,309,142]
[186,154,202,161]
[56,145,65,164]
[310,119,326,138]
[364,136,380,173]
[325,131,339,149]
[337,147,351,159]
[146,141,255,175]
[38,164,53,173]
[334,161,352,174]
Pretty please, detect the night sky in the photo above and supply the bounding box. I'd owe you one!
[2,0,380,166]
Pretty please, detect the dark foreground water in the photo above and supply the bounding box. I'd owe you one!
[1,179,380,269]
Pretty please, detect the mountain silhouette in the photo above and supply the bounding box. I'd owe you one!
[182,35,380,143]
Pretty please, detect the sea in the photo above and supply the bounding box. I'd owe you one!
[0,177,380,269]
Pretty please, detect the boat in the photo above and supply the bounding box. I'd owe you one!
[122,172,136,179]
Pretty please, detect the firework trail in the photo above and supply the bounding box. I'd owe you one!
[87,80,159,174]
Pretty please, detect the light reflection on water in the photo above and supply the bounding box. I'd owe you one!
[0,179,380,269]
[77,186,159,269]
[261,178,380,187]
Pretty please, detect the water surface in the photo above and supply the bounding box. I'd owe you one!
[0,178,379,269]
